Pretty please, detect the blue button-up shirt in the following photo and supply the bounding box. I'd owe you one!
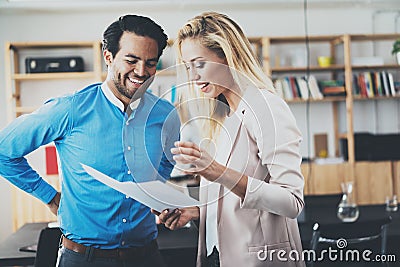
[0,82,180,248]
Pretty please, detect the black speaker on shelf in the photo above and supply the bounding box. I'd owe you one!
[25,56,84,73]
[340,132,400,161]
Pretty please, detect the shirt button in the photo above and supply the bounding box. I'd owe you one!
[121,241,125,245]
[122,218,127,223]
[127,146,131,151]
[127,170,131,175]
[125,195,129,199]
[125,121,129,126]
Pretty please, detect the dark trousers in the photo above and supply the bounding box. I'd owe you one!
[206,247,220,267]
[57,241,166,267]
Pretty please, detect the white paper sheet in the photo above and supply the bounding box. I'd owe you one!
[81,164,200,212]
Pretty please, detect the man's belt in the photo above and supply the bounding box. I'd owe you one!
[61,236,158,260]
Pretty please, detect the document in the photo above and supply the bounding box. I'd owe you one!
[81,164,200,212]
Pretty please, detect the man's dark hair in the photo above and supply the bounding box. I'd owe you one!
[102,14,168,58]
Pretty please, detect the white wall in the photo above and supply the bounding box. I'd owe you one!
[0,2,399,240]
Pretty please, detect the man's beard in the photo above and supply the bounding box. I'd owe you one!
[113,73,137,100]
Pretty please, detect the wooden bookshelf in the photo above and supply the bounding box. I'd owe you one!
[263,33,400,163]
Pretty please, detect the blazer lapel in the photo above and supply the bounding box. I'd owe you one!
[216,108,245,223]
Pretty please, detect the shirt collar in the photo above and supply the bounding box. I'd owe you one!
[101,82,125,112]
[129,98,141,110]
[101,82,142,112]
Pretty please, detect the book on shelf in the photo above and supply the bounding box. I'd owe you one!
[352,75,360,96]
[388,72,396,96]
[307,75,324,99]
[289,77,299,98]
[357,74,367,97]
[295,77,309,100]
[364,72,374,98]
[373,72,383,96]
[322,86,346,96]
[380,71,390,96]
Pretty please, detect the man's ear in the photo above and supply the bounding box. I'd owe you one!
[103,50,113,66]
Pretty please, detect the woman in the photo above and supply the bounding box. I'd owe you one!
[156,12,305,267]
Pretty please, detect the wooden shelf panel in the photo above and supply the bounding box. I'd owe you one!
[351,64,400,70]
[9,41,98,50]
[285,95,400,104]
[353,95,400,101]
[268,35,343,44]
[271,64,345,73]
[286,96,346,103]
[350,33,400,42]
[13,72,96,80]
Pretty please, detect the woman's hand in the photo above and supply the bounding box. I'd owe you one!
[172,141,248,198]
[171,141,225,182]
[152,206,199,230]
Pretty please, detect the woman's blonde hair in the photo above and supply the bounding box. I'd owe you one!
[175,12,274,139]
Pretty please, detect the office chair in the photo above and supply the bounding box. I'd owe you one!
[34,227,62,267]
[308,216,392,267]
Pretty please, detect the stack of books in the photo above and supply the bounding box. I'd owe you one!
[319,80,346,97]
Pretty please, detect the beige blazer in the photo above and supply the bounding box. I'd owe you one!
[196,87,305,267]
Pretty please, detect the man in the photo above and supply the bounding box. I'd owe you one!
[0,15,180,267]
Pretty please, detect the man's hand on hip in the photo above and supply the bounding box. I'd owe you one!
[47,192,61,216]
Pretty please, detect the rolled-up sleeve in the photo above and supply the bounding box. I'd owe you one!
[0,97,71,204]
